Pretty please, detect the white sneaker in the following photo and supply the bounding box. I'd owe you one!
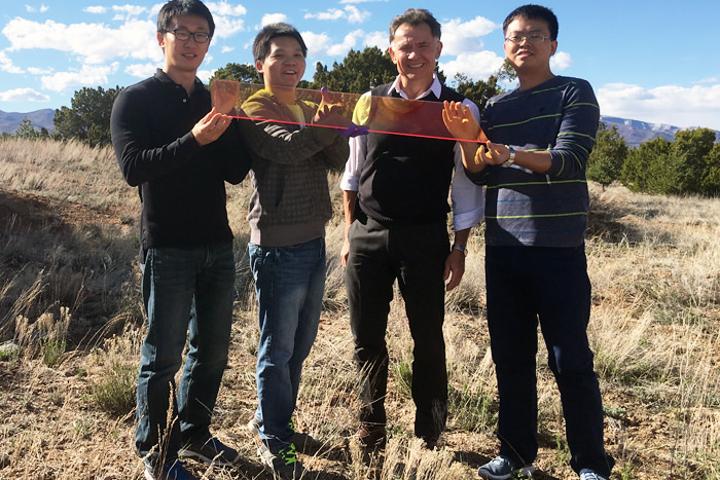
[579,469,608,480]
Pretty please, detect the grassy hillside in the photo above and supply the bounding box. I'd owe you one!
[0,137,718,479]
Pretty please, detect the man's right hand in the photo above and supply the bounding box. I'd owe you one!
[442,100,481,140]
[192,107,232,146]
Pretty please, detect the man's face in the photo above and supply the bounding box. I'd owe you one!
[255,36,306,91]
[503,16,557,73]
[157,14,211,75]
[388,22,442,84]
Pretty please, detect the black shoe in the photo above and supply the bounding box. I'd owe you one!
[356,423,387,451]
[178,433,240,466]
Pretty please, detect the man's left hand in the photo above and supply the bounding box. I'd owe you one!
[444,249,466,291]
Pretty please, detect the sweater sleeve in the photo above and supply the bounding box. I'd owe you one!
[237,96,341,165]
[110,87,200,187]
[546,79,600,179]
[212,121,252,185]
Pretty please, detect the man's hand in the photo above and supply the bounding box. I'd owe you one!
[442,100,481,140]
[341,234,351,267]
[210,79,240,115]
[191,107,232,146]
[479,142,512,166]
[314,87,351,129]
[443,249,466,291]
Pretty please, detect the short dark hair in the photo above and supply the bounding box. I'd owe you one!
[157,0,215,37]
[503,4,558,41]
[389,8,441,43]
[253,23,308,62]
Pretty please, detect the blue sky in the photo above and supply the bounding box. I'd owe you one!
[0,0,719,129]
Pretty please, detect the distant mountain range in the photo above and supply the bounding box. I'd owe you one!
[0,109,55,134]
[0,109,716,145]
[600,116,720,146]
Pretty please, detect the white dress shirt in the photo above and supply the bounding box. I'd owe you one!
[340,75,484,231]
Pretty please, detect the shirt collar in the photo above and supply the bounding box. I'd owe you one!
[153,68,204,90]
[389,74,442,100]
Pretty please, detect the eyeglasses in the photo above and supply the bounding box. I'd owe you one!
[167,29,211,44]
[504,33,550,44]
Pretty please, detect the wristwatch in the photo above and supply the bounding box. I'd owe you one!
[452,243,467,256]
[504,145,516,166]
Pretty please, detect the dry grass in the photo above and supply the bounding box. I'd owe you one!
[1,137,719,479]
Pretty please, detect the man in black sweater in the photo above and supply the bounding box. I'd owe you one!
[110,2,249,479]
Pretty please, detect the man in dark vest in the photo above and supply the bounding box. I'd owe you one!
[339,8,484,451]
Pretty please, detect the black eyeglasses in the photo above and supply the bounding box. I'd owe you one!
[167,29,211,44]
[504,33,550,44]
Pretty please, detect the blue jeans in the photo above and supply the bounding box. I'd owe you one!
[248,237,326,451]
[136,242,235,462]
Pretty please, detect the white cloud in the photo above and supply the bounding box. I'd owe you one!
[305,6,370,24]
[110,4,146,22]
[125,62,158,78]
[301,31,331,58]
[0,51,24,74]
[197,69,216,84]
[24,4,49,13]
[345,6,370,24]
[0,88,49,102]
[205,1,247,17]
[305,9,344,21]
[260,13,288,27]
[441,16,497,57]
[328,29,365,56]
[204,1,247,38]
[597,82,720,130]
[364,30,386,50]
[440,51,504,81]
[41,62,119,92]
[340,0,387,3]
[112,4,146,15]
[84,6,107,14]
[220,45,235,53]
[550,51,571,71]
[2,17,161,65]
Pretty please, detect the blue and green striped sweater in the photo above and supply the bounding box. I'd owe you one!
[468,75,599,247]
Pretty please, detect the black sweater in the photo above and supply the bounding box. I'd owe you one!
[111,70,251,251]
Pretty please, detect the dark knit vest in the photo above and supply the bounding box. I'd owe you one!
[358,83,465,225]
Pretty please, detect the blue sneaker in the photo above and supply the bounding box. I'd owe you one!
[579,469,608,480]
[477,455,534,479]
[144,459,198,480]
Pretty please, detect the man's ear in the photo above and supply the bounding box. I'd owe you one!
[255,59,264,73]
[157,31,165,49]
[435,40,443,60]
[550,40,558,56]
[387,46,397,64]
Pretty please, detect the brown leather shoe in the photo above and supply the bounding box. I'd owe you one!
[356,423,387,451]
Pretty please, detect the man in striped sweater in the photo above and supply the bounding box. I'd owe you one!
[443,5,614,480]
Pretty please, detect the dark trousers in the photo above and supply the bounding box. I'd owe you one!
[345,216,450,440]
[486,245,613,477]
